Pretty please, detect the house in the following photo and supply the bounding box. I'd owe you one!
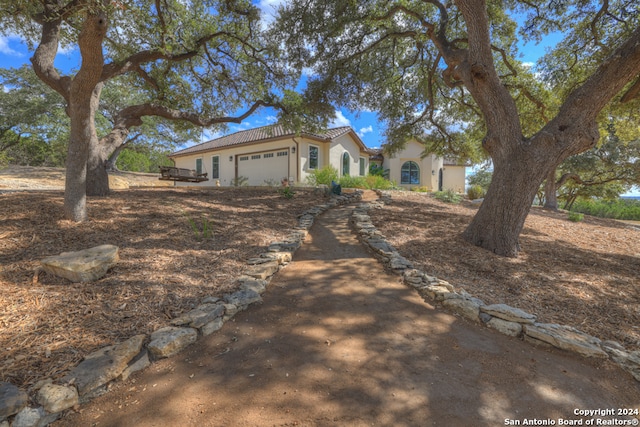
[169,125,370,186]
[371,139,468,192]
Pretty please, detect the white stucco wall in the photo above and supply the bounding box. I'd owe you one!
[329,134,368,178]
[383,140,441,190]
[442,166,466,193]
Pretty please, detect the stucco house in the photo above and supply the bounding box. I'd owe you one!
[370,139,468,192]
[169,125,370,187]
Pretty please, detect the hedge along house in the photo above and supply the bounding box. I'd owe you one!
[168,125,370,187]
[372,139,468,192]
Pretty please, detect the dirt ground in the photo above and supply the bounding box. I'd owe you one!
[0,166,639,424]
[55,202,640,427]
[368,192,640,352]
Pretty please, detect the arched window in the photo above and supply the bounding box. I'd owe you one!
[342,152,350,176]
[401,161,420,185]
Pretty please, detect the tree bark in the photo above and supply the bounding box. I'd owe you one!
[64,12,108,218]
[543,169,559,210]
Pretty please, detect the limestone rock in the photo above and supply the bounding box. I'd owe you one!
[223,289,262,309]
[41,245,119,282]
[243,260,279,280]
[120,350,150,381]
[481,304,536,324]
[148,327,197,359]
[62,334,145,396]
[238,278,267,295]
[419,284,453,302]
[259,251,292,264]
[442,296,484,322]
[170,303,225,329]
[36,383,78,413]
[12,407,45,427]
[223,303,239,321]
[201,318,224,336]
[0,382,28,418]
[602,345,640,381]
[523,323,608,358]
[487,317,523,337]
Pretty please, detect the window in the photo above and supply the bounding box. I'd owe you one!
[309,145,319,170]
[195,158,203,175]
[277,151,288,157]
[401,161,420,185]
[342,152,350,176]
[359,157,366,176]
[211,156,219,179]
[251,154,261,160]
[239,156,249,161]
[264,153,274,158]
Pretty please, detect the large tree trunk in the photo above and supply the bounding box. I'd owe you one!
[462,148,551,257]
[63,14,108,220]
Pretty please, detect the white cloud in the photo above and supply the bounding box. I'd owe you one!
[265,115,278,123]
[357,125,373,137]
[329,110,351,128]
[0,36,23,56]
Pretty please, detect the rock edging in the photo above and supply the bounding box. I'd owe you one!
[0,191,362,427]
[351,191,640,384]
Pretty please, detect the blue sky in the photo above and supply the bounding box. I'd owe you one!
[1,5,637,195]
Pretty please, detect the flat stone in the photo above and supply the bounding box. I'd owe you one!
[36,383,78,413]
[120,350,150,381]
[223,303,239,321]
[223,289,262,308]
[201,318,224,336]
[481,303,536,324]
[523,323,608,358]
[389,255,413,271]
[170,303,225,329]
[239,278,267,294]
[259,252,292,264]
[367,239,394,255]
[243,260,279,280]
[0,382,28,418]
[418,284,453,302]
[246,257,273,265]
[148,327,197,359]
[12,407,45,427]
[41,244,119,283]
[603,346,640,381]
[442,296,484,322]
[62,334,145,396]
[487,317,523,337]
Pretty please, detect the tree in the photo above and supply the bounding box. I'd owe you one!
[1,0,291,221]
[274,0,640,256]
[544,123,640,210]
[0,65,68,165]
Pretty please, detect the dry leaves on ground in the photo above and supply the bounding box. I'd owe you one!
[369,192,640,352]
[0,187,322,389]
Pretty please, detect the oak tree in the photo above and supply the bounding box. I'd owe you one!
[274,0,640,256]
[1,0,289,221]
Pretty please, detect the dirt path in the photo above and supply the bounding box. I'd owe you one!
[56,200,640,427]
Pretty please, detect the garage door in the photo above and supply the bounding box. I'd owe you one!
[237,150,289,186]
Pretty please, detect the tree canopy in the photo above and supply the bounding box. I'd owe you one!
[0,0,299,221]
[274,0,640,256]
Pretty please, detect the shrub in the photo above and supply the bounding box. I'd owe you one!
[569,198,640,221]
[467,184,485,200]
[231,176,248,187]
[365,174,396,190]
[306,165,339,186]
[411,186,430,193]
[434,189,462,204]
[567,212,584,222]
[278,186,295,199]
[339,175,368,189]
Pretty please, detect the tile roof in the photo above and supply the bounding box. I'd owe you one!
[171,124,354,157]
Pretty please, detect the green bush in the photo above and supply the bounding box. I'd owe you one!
[338,175,367,189]
[365,174,396,190]
[306,165,339,186]
[567,212,584,222]
[278,186,295,199]
[569,198,640,221]
[434,189,462,204]
[467,184,485,200]
[411,186,430,193]
[231,176,249,187]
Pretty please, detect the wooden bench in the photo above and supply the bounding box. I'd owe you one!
[159,166,208,182]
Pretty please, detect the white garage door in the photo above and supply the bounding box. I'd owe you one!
[237,150,289,186]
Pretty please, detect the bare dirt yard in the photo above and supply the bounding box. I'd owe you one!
[1,166,639,398]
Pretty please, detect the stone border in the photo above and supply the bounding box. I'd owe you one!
[0,191,363,427]
[351,191,640,384]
